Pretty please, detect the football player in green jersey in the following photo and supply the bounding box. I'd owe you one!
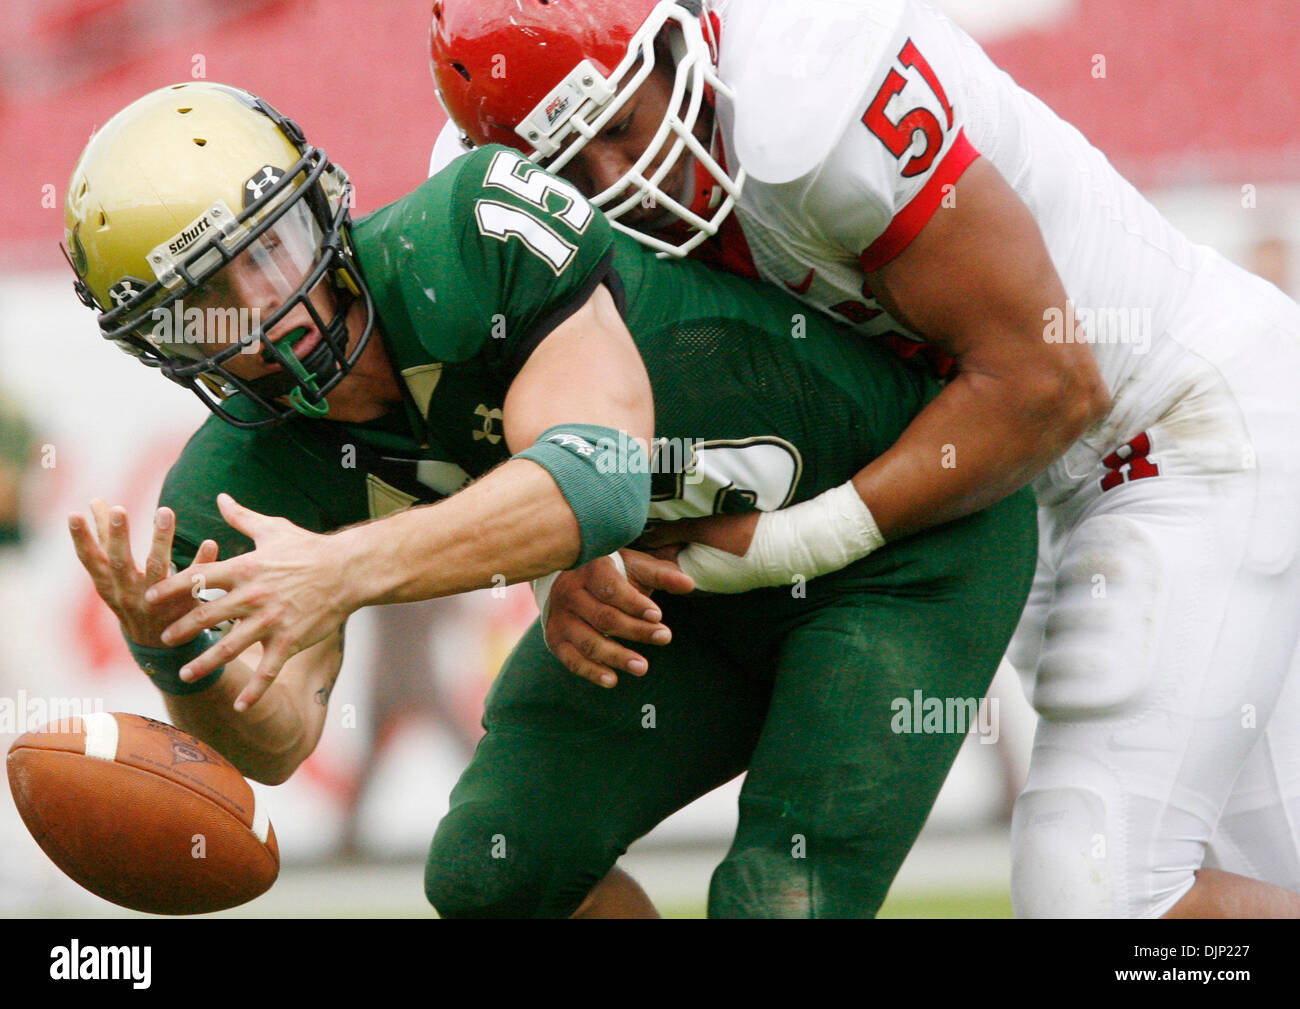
[65,83,1035,916]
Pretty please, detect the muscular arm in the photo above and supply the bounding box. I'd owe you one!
[856,157,1110,540]
[540,165,1103,677]
[163,629,344,785]
[334,282,652,605]
[149,282,655,706]
[611,160,1111,596]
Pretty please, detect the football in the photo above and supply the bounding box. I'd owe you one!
[6,712,278,915]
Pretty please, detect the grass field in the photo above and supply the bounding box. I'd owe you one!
[5,815,1017,919]
[878,890,1013,918]
[656,889,1014,919]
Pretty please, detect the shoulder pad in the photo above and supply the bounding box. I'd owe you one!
[429,119,475,178]
[723,0,905,185]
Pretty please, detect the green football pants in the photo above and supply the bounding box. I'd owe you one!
[425,488,1037,917]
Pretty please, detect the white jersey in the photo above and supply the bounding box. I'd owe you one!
[708,1,1300,918]
[430,0,1300,916]
[711,0,1232,482]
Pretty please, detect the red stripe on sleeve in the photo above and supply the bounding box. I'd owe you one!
[858,130,979,273]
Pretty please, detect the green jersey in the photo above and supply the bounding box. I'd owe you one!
[160,145,936,565]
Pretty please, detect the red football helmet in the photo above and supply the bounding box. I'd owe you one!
[429,0,744,257]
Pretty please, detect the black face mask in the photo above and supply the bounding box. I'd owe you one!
[83,97,375,430]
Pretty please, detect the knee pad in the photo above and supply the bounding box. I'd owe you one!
[1032,515,1165,720]
[425,800,615,919]
[710,837,897,919]
[709,845,813,919]
[710,793,898,918]
[1011,786,1117,918]
[425,802,543,918]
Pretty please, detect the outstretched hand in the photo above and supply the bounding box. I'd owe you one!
[69,500,219,650]
[145,493,354,712]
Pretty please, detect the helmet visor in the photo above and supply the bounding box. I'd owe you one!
[136,197,323,365]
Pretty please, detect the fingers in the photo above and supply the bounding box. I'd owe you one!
[68,512,110,588]
[159,583,245,645]
[549,601,660,663]
[639,513,760,556]
[573,597,671,647]
[236,646,293,713]
[540,556,680,687]
[73,501,143,598]
[90,498,112,551]
[146,555,237,608]
[176,612,268,685]
[146,570,203,610]
[143,508,176,585]
[620,548,695,595]
[543,586,669,687]
[568,557,662,623]
[192,538,220,566]
[546,638,634,689]
[103,505,136,581]
[673,542,767,594]
[216,493,248,530]
[72,503,183,593]
[636,520,696,550]
[548,562,672,648]
[217,493,279,540]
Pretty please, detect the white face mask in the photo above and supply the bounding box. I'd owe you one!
[516,1,746,258]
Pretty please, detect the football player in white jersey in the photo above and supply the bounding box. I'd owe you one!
[428,0,1300,918]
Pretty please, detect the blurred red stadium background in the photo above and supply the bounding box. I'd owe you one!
[0,0,448,270]
[5,0,1300,269]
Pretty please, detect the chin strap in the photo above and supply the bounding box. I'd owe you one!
[691,152,723,216]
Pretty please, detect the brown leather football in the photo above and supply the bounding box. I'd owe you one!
[6,712,279,915]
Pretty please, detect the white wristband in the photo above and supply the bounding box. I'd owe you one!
[676,482,884,593]
[532,550,627,624]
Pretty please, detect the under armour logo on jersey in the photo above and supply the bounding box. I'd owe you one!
[108,277,147,308]
[473,404,503,444]
[1100,432,1160,491]
[244,165,285,206]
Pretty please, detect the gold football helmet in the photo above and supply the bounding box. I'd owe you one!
[64,82,373,427]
